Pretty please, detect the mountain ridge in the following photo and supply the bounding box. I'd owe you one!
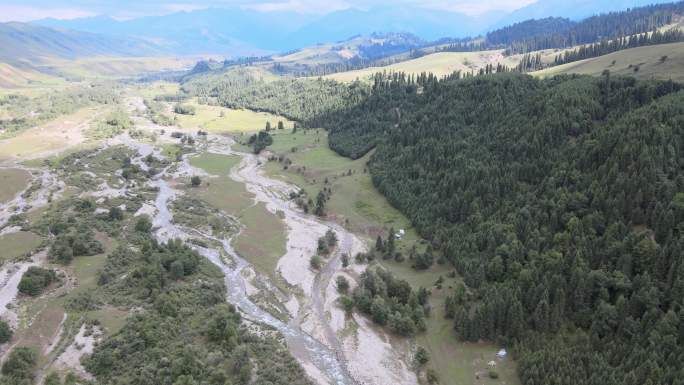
[0,21,162,67]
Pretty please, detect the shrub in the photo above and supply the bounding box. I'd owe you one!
[248,131,273,153]
[174,104,196,115]
[1,347,36,381]
[414,346,430,367]
[310,255,321,270]
[0,320,12,343]
[135,215,153,233]
[108,206,124,221]
[48,225,104,265]
[426,369,439,384]
[18,267,57,296]
[65,291,100,312]
[341,253,349,267]
[191,176,201,187]
[336,276,350,294]
[352,267,427,336]
[44,372,61,385]
[489,370,499,379]
[339,296,354,314]
[50,237,74,264]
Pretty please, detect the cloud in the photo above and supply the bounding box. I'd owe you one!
[0,0,541,21]
[425,0,539,15]
[163,3,210,13]
[0,4,95,22]
[244,0,537,15]
[243,0,353,14]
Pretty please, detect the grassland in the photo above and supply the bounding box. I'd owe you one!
[323,50,520,82]
[0,231,42,263]
[189,152,240,176]
[68,235,129,334]
[262,127,519,385]
[189,152,287,281]
[0,168,31,203]
[10,234,117,373]
[264,128,418,241]
[0,62,66,89]
[0,106,105,161]
[172,98,294,133]
[193,176,252,215]
[136,81,180,99]
[233,202,287,281]
[534,41,684,82]
[36,56,195,80]
[189,153,253,215]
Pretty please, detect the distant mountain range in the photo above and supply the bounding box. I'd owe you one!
[0,22,160,67]
[33,0,677,56]
[0,0,676,69]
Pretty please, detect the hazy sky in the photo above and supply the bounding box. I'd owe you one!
[0,0,538,21]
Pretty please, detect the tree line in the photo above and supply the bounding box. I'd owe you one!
[488,2,684,53]
[554,28,684,65]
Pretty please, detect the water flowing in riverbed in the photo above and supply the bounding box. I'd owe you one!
[125,135,358,385]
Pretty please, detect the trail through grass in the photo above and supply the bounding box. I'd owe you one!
[534,41,684,82]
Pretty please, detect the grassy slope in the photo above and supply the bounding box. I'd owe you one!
[0,106,106,161]
[323,50,520,82]
[0,22,158,65]
[33,56,193,81]
[0,63,65,89]
[263,128,520,385]
[264,129,418,241]
[173,98,294,133]
[533,41,684,82]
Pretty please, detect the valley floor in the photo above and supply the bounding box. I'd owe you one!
[0,80,519,385]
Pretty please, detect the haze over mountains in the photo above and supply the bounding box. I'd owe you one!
[32,0,677,56]
[0,22,160,67]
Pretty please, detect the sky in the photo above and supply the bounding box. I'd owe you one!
[0,0,539,21]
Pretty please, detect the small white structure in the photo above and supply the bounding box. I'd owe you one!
[488,360,497,368]
[497,349,507,358]
[395,229,406,239]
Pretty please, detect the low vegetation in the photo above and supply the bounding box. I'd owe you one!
[349,267,429,336]
[174,103,196,115]
[0,347,37,385]
[0,168,31,203]
[88,109,132,139]
[86,235,309,385]
[18,266,57,296]
[0,84,119,138]
[0,320,12,343]
[247,130,273,153]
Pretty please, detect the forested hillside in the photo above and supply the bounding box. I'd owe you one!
[182,77,369,122]
[209,71,684,385]
[313,73,684,385]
